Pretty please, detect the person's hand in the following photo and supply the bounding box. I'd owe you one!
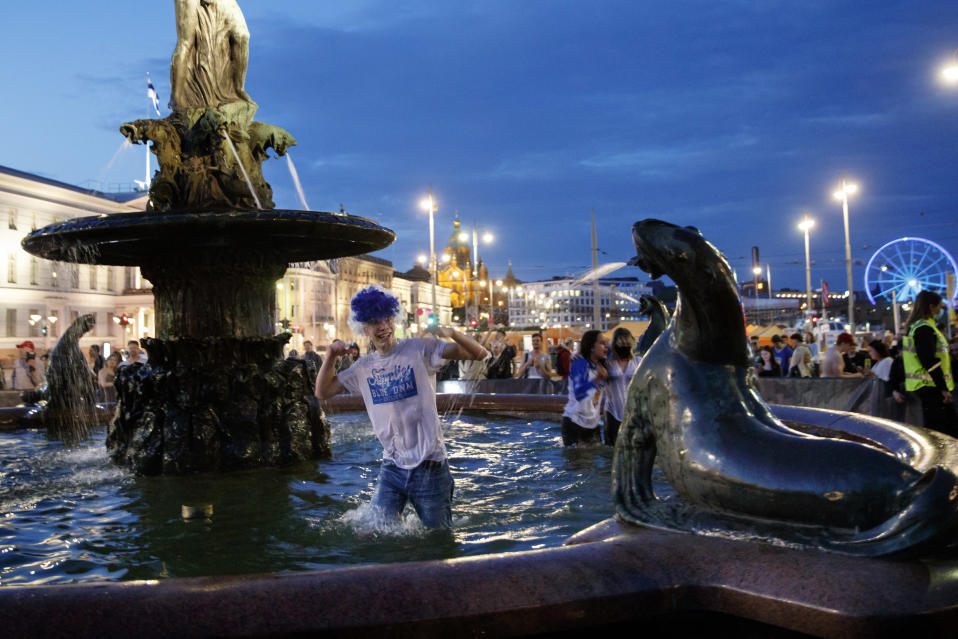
[595,362,609,384]
[944,390,954,405]
[425,325,454,339]
[893,390,905,404]
[327,340,347,358]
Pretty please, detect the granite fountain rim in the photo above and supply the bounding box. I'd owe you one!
[20,209,397,266]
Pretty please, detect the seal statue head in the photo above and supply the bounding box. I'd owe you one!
[630,219,747,366]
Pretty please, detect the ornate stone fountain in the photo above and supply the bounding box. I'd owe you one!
[21,0,394,474]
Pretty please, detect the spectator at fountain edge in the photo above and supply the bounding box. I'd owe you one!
[821,333,862,378]
[787,333,813,378]
[562,330,608,447]
[314,285,487,529]
[459,330,497,381]
[863,339,892,382]
[88,344,104,376]
[755,346,782,377]
[902,290,957,436]
[771,335,792,377]
[97,353,122,403]
[11,341,40,391]
[748,336,762,367]
[555,338,574,378]
[118,340,148,367]
[287,349,299,359]
[484,328,517,379]
[603,328,641,445]
[335,342,360,374]
[301,340,323,370]
[516,332,556,379]
[883,331,900,358]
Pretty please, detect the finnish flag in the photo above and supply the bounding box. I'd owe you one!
[147,75,161,116]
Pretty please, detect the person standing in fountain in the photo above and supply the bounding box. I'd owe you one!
[561,330,608,447]
[315,285,488,529]
[902,290,957,436]
[603,328,641,446]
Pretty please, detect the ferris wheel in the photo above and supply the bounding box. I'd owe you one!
[864,237,958,305]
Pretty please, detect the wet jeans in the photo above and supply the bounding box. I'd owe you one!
[371,459,454,529]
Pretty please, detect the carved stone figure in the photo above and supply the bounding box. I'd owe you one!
[170,0,253,112]
[120,0,295,212]
[613,219,958,557]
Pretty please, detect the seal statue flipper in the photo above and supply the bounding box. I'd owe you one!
[613,219,958,557]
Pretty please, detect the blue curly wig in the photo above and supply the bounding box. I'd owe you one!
[350,285,401,330]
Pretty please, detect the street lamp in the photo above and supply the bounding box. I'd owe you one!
[833,175,858,336]
[461,224,494,325]
[942,48,958,84]
[797,212,815,319]
[420,189,439,324]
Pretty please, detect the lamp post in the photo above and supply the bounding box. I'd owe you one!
[460,223,493,325]
[798,212,815,319]
[942,47,958,83]
[420,189,438,324]
[833,175,858,336]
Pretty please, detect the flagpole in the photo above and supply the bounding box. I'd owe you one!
[145,73,162,190]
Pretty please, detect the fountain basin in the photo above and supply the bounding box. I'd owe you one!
[3,400,958,637]
[20,209,395,266]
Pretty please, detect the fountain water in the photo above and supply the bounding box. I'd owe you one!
[9,3,958,636]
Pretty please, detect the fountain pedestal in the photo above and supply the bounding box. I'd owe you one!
[22,210,395,473]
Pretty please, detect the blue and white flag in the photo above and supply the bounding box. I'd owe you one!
[146,74,161,116]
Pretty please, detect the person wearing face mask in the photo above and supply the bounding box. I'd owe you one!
[603,327,642,445]
[902,290,957,436]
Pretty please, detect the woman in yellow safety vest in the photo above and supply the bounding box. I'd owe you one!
[902,290,957,436]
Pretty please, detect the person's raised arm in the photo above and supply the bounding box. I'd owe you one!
[315,340,347,399]
[432,327,487,361]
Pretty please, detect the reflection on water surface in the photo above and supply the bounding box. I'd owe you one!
[0,412,615,584]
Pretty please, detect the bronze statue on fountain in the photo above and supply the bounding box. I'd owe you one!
[20,0,395,474]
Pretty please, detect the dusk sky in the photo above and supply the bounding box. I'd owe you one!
[3,1,958,294]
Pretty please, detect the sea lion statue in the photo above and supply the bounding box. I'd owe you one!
[635,294,669,356]
[37,313,99,443]
[613,219,958,557]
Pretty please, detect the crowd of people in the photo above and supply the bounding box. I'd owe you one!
[750,290,958,437]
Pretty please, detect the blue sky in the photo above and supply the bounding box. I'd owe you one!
[3,1,958,292]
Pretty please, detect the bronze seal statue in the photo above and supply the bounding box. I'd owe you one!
[613,219,958,557]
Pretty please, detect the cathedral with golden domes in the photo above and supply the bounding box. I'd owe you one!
[436,214,518,324]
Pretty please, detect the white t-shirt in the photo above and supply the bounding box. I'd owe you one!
[337,338,448,469]
[604,355,642,421]
[524,351,548,379]
[871,357,892,382]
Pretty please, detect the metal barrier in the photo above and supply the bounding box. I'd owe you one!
[439,377,929,426]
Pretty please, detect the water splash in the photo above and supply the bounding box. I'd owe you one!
[93,139,132,192]
[285,153,310,211]
[220,132,263,210]
[572,261,628,285]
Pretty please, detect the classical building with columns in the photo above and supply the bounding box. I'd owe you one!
[1,165,456,379]
[0,165,154,368]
